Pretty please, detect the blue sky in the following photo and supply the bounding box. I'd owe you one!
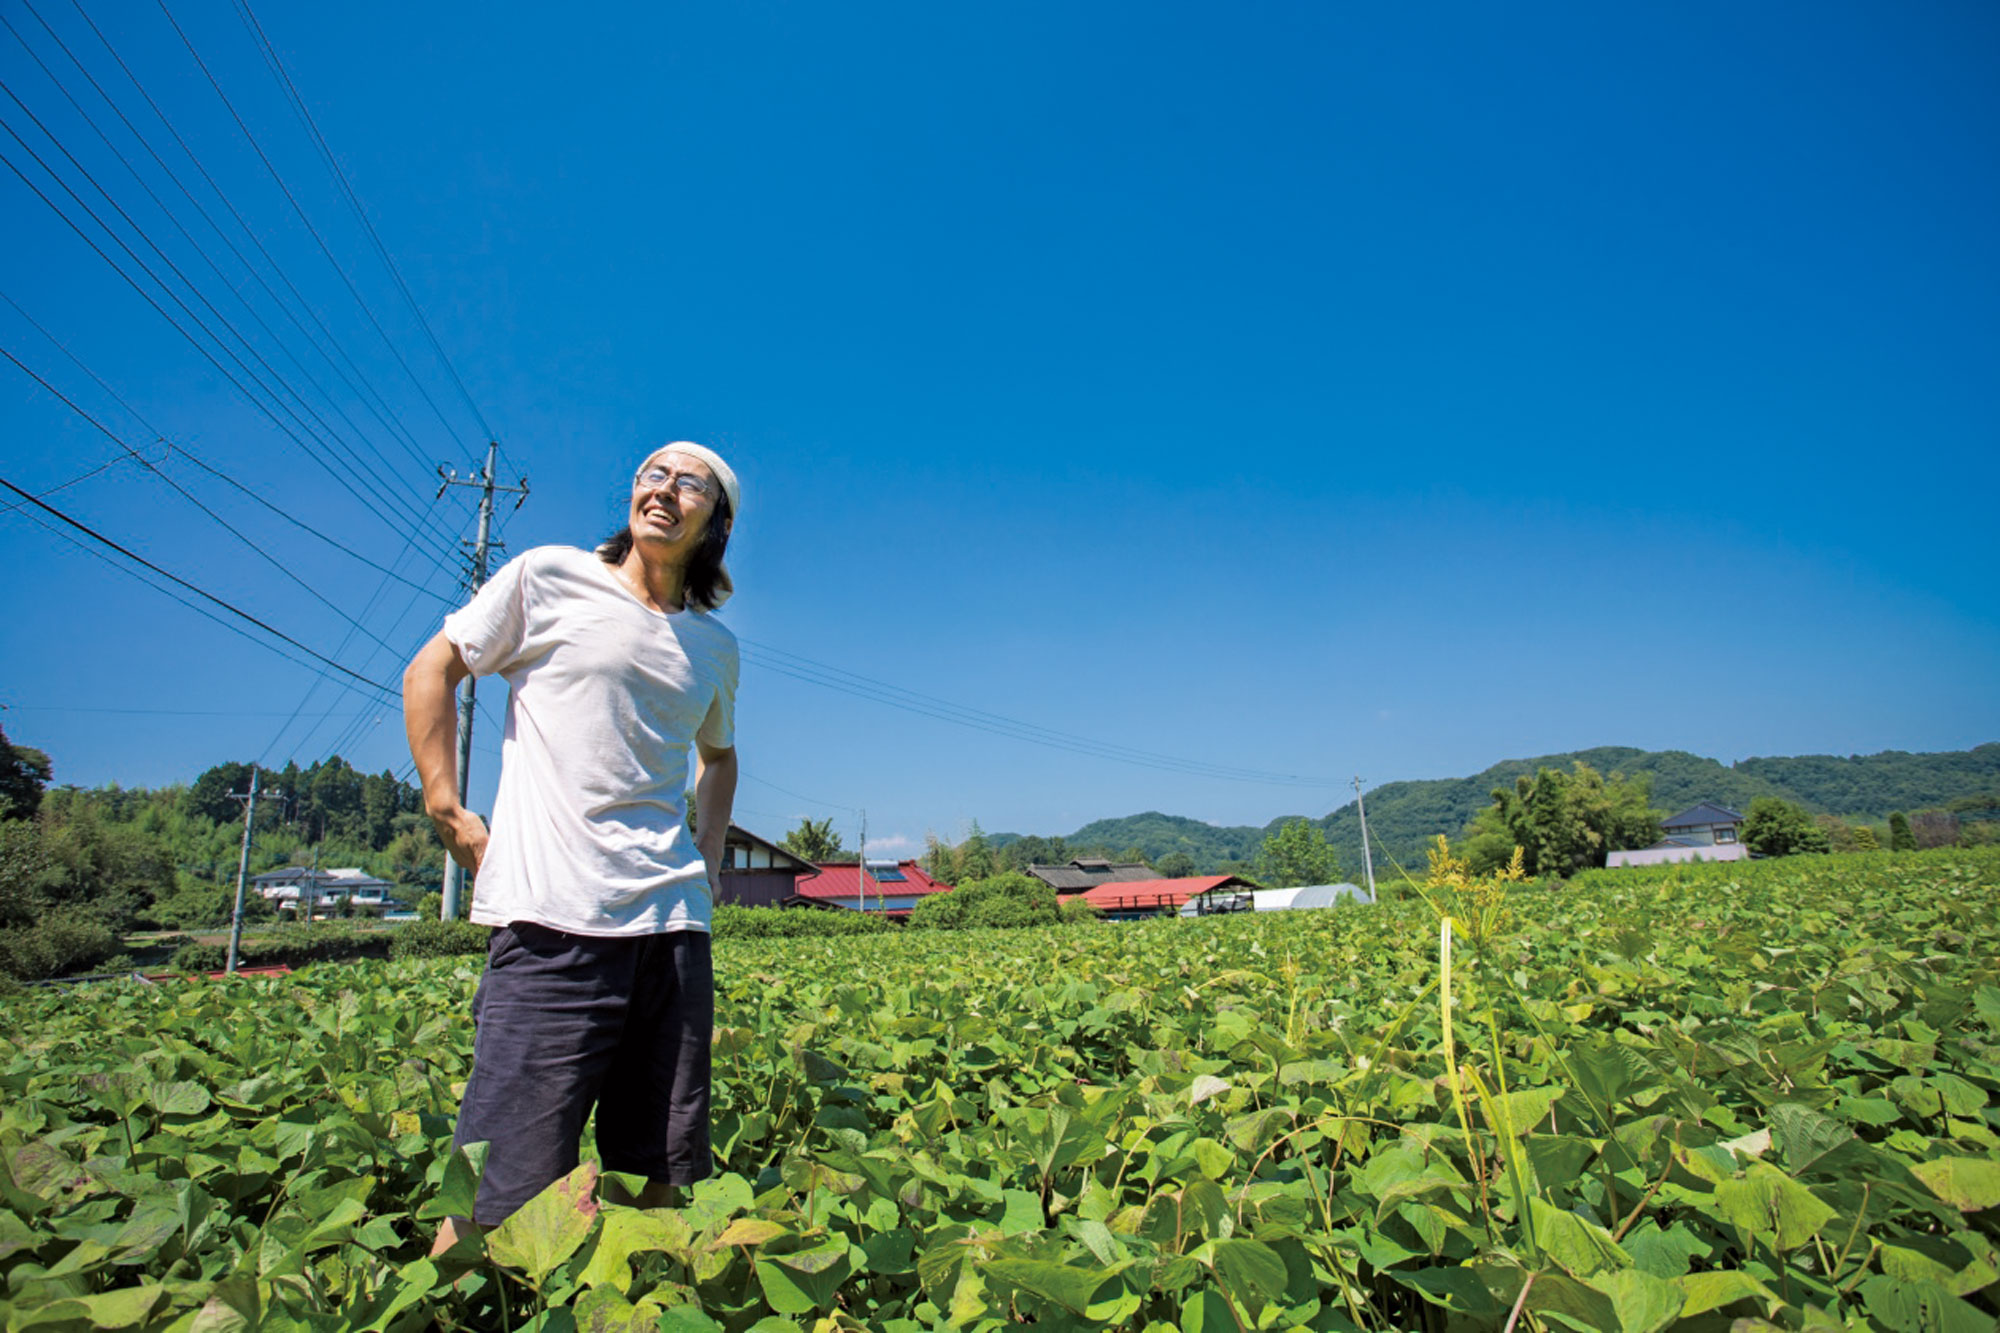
[2,1,1995,857]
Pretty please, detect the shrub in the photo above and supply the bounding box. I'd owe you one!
[171,925,391,973]
[911,873,1060,931]
[389,919,491,960]
[414,892,444,921]
[171,941,228,972]
[711,905,892,939]
[1058,896,1103,924]
[0,909,123,980]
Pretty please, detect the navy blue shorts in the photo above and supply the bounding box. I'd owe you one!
[453,921,713,1225]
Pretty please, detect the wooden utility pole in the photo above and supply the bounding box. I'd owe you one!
[226,768,261,973]
[436,441,527,919]
[1353,775,1377,901]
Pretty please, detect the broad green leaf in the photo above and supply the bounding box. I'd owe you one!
[984,1257,1115,1315]
[1530,1200,1630,1278]
[1673,1269,1779,1318]
[1223,1107,1291,1157]
[1480,1086,1565,1138]
[1179,1288,1235,1333]
[11,1283,166,1330]
[1189,1137,1232,1180]
[486,1162,601,1282]
[1712,1162,1836,1251]
[1910,1156,2000,1212]
[148,1082,212,1117]
[713,1217,790,1248]
[1768,1102,1854,1173]
[654,1307,724,1333]
[1594,1268,1682,1333]
[418,1141,489,1222]
[995,1188,1042,1235]
[1621,1220,1711,1279]
[571,1286,648,1333]
[577,1208,695,1290]
[1858,1275,1993,1333]
[1205,1238,1288,1314]
[1188,1075,1232,1106]
[753,1238,852,1314]
[1394,1265,1503,1317]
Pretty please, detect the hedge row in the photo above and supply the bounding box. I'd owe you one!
[710,904,892,938]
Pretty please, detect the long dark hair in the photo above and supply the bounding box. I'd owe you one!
[596,492,733,611]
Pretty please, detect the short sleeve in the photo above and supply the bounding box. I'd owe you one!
[442,552,532,678]
[696,633,739,750]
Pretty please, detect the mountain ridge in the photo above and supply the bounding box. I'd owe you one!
[992,742,2000,875]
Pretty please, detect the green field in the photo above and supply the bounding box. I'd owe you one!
[3,849,1997,1332]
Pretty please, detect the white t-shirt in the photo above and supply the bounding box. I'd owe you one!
[442,546,738,935]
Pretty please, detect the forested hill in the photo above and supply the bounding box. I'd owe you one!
[1020,743,2000,876]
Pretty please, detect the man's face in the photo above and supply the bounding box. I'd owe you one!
[629,449,725,553]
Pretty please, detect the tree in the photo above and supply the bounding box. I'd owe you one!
[782,817,845,862]
[1155,850,1198,879]
[998,835,1070,873]
[1741,797,1832,857]
[1908,811,1961,849]
[1255,818,1340,890]
[1463,762,1660,877]
[1887,811,1916,851]
[0,722,51,822]
[1851,825,1880,851]
[920,833,957,885]
[954,820,996,884]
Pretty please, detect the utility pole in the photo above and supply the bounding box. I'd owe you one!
[1353,776,1377,902]
[436,441,528,920]
[226,768,261,973]
[856,809,868,914]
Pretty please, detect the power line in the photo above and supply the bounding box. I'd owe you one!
[0,471,400,703]
[231,0,494,446]
[10,500,397,708]
[55,0,445,474]
[1,282,458,602]
[0,124,464,575]
[152,0,475,459]
[735,637,1343,788]
[1,9,442,506]
[2,342,427,667]
[0,83,452,553]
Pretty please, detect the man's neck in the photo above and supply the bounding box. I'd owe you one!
[618,547,690,612]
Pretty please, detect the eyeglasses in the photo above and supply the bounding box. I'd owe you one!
[634,467,715,500]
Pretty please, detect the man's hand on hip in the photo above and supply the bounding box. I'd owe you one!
[431,806,490,875]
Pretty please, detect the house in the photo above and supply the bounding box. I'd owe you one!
[788,860,953,918]
[1027,858,1160,896]
[1080,875,1254,920]
[1607,802,1752,868]
[716,825,818,907]
[1183,882,1374,915]
[252,867,400,914]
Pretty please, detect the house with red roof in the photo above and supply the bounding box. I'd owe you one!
[789,859,954,919]
[1079,874,1256,919]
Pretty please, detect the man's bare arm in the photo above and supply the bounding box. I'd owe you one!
[694,740,738,886]
[403,631,489,874]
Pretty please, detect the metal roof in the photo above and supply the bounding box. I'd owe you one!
[1662,802,1744,828]
[1028,861,1159,892]
[793,861,953,902]
[1079,875,1248,910]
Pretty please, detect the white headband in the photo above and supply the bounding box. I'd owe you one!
[640,441,740,519]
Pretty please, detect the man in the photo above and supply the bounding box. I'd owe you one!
[403,441,740,1245]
